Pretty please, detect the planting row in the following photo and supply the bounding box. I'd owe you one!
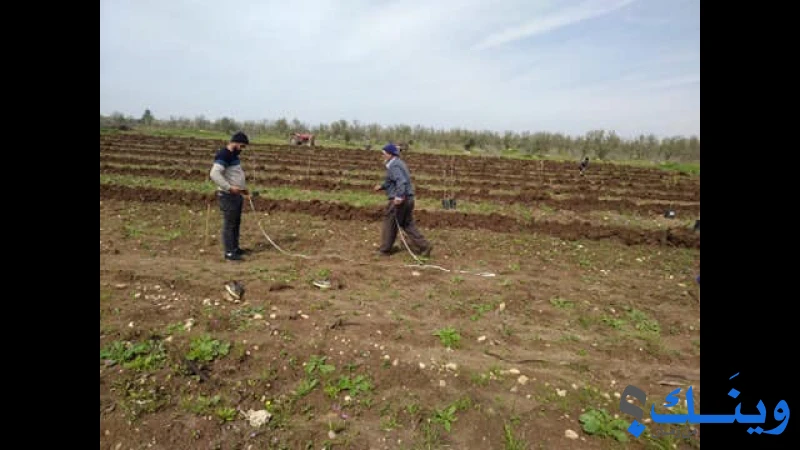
[100,141,699,189]
[100,163,700,217]
[99,183,700,249]
[100,134,699,183]
[99,152,700,203]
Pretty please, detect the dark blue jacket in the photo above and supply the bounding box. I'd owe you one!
[380,157,414,200]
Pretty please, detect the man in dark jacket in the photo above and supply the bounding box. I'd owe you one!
[209,131,250,261]
[579,157,589,175]
[373,143,432,257]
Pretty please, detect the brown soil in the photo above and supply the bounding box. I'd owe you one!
[99,151,700,202]
[100,163,700,216]
[100,133,702,450]
[99,141,700,195]
[99,184,699,249]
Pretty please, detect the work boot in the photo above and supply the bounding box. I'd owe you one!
[225,252,243,261]
[420,244,433,257]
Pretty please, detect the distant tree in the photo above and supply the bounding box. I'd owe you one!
[215,117,238,134]
[275,118,290,136]
[290,118,306,133]
[129,113,699,162]
[599,131,620,160]
[687,136,700,160]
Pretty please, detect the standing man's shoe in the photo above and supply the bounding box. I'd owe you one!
[420,244,433,257]
[225,252,243,261]
[235,248,249,256]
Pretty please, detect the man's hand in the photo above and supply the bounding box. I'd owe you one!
[229,186,244,195]
[373,184,382,192]
[393,197,404,205]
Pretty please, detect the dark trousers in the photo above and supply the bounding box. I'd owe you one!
[217,191,243,255]
[380,198,430,253]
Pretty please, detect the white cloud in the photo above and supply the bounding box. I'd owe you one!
[472,0,639,51]
[100,0,700,137]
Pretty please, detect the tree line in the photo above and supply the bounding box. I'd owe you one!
[100,110,699,162]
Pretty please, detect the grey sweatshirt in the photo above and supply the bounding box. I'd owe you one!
[209,147,247,192]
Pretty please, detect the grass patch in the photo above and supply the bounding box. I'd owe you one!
[181,394,222,415]
[550,297,575,309]
[658,161,700,176]
[186,335,231,362]
[579,408,629,442]
[433,326,461,349]
[100,339,167,372]
[324,374,373,400]
[503,421,529,450]
[625,307,661,335]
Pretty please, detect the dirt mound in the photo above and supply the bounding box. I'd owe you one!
[99,184,699,248]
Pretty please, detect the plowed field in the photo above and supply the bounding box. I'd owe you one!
[100,133,701,450]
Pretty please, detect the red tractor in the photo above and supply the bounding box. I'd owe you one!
[289,132,315,147]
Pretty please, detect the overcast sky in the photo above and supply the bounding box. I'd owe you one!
[100,0,700,139]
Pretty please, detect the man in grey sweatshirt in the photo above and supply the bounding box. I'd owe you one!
[210,131,250,261]
[373,143,432,256]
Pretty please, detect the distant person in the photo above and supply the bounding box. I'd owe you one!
[209,131,250,261]
[579,157,589,176]
[373,143,432,257]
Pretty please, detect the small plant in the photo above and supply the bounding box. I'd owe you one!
[433,326,461,349]
[229,306,265,331]
[305,355,335,376]
[100,339,166,372]
[503,422,529,450]
[550,297,574,309]
[181,395,221,415]
[326,374,373,399]
[451,396,473,411]
[470,303,493,321]
[432,405,458,432]
[120,385,166,419]
[579,408,629,442]
[471,372,491,386]
[625,308,661,335]
[381,415,400,431]
[317,268,331,279]
[215,406,236,422]
[186,335,231,362]
[601,315,626,330]
[295,378,319,397]
[164,322,186,335]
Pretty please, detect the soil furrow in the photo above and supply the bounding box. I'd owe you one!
[99,183,700,248]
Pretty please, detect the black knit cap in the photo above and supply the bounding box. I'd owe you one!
[231,131,250,144]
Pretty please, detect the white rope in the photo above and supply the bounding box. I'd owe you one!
[393,210,496,277]
[246,195,496,278]
[248,196,356,263]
